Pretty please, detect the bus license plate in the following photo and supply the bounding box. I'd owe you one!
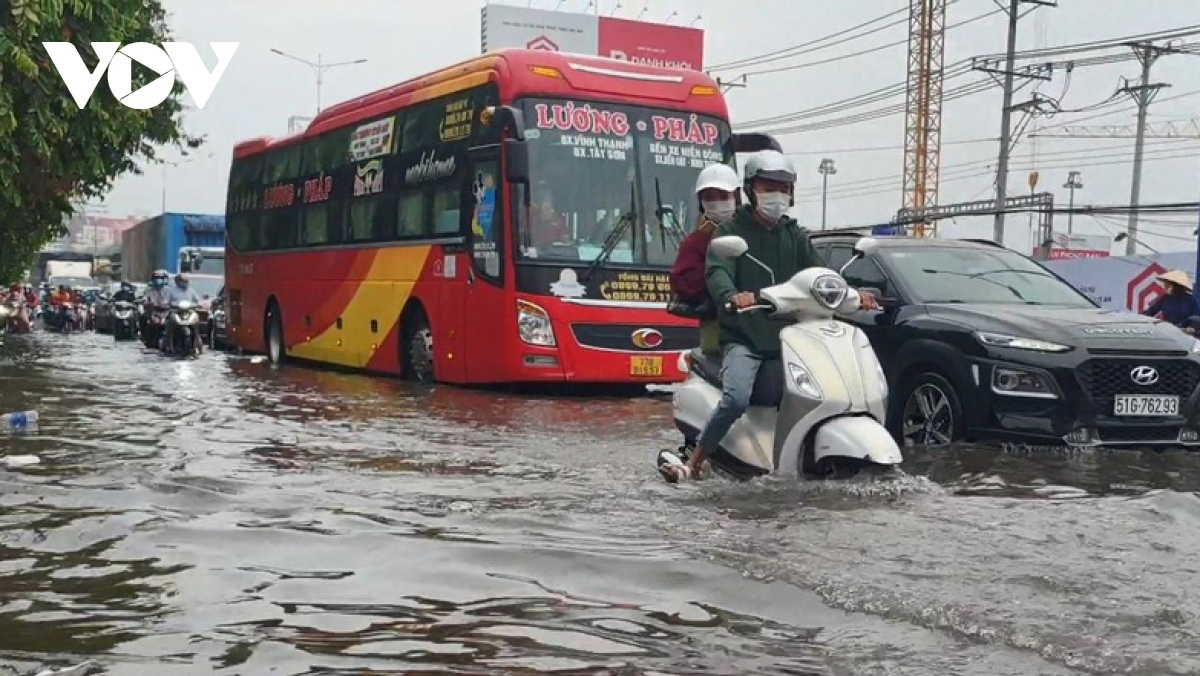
[630,356,663,377]
[1113,394,1179,416]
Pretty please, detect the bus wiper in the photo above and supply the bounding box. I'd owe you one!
[920,268,1025,301]
[653,177,687,252]
[584,182,637,282]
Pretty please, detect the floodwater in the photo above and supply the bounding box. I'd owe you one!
[1,332,1198,675]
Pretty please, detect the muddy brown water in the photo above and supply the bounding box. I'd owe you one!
[0,332,1198,675]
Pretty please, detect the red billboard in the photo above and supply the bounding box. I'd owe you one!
[598,16,704,71]
[1039,248,1110,260]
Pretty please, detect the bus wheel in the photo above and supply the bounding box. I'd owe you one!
[266,305,286,365]
[402,311,434,383]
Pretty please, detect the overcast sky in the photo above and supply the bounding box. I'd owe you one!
[95,0,1200,256]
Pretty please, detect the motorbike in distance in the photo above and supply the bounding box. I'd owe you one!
[1,297,31,334]
[111,299,139,341]
[42,301,79,334]
[664,235,902,481]
[164,300,202,357]
[142,301,169,350]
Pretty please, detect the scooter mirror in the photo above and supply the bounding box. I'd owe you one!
[709,236,749,260]
[853,236,880,257]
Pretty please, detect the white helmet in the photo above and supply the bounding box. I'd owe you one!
[743,150,797,184]
[694,163,740,195]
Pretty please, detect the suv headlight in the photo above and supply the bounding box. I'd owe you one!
[991,366,1058,398]
[1192,339,1200,354]
[974,331,1070,353]
[517,300,555,347]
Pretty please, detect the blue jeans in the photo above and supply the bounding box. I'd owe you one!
[697,343,765,451]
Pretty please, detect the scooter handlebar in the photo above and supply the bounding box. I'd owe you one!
[722,294,775,314]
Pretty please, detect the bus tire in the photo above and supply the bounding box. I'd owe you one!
[401,309,434,383]
[266,303,286,365]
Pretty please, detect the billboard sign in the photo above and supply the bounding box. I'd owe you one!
[1045,252,1195,313]
[1034,231,1112,259]
[480,3,704,70]
[481,4,598,55]
[598,16,703,71]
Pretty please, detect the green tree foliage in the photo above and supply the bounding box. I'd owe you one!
[0,0,200,283]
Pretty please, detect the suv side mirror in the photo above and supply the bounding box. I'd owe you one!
[709,235,749,259]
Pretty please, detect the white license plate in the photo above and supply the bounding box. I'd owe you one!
[1113,394,1179,416]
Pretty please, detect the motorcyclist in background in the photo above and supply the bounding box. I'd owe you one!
[4,284,32,332]
[141,270,172,341]
[164,273,203,353]
[112,281,137,303]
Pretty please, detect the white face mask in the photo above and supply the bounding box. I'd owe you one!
[701,199,736,224]
[755,192,790,222]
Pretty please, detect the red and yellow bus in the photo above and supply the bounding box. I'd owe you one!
[224,49,773,385]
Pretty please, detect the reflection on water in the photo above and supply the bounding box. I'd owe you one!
[0,332,1198,674]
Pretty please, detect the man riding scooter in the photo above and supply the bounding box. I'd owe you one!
[163,273,203,355]
[142,270,172,347]
[659,151,879,482]
[2,284,32,333]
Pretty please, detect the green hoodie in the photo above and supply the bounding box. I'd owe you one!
[704,205,825,355]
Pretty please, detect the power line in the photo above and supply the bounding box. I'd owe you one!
[738,5,1002,79]
[815,143,1199,202]
[806,137,1191,194]
[739,43,1200,136]
[707,5,911,72]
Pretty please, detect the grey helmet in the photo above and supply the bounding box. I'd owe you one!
[743,150,797,185]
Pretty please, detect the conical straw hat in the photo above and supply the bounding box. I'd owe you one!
[1158,269,1193,292]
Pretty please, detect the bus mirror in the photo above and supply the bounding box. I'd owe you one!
[728,133,783,154]
[491,106,526,140]
[505,139,530,185]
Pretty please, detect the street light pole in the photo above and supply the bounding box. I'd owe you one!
[270,49,368,114]
[161,153,213,213]
[1063,170,1083,234]
[818,158,836,230]
[1113,231,1157,254]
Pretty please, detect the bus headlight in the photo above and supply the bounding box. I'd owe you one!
[517,300,556,347]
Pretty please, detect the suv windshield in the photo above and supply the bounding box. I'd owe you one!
[518,98,731,268]
[883,246,1096,306]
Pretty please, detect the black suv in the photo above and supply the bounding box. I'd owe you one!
[810,233,1200,448]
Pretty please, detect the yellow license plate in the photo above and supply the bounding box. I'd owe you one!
[630,356,663,377]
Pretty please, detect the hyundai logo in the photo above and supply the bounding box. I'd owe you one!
[1130,365,1160,386]
[631,328,664,350]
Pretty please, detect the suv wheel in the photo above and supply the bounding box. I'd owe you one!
[896,372,963,447]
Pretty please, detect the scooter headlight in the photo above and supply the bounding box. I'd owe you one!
[787,361,823,400]
[811,274,848,309]
[0,306,9,317]
[516,299,556,347]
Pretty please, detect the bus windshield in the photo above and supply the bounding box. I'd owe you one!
[518,98,732,268]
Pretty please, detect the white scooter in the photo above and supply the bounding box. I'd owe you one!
[664,235,902,480]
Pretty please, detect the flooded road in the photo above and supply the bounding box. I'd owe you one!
[1,332,1198,675]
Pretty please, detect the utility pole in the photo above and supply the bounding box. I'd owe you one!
[1119,41,1178,255]
[714,74,746,94]
[974,0,1056,246]
[818,158,837,229]
[1063,170,1082,234]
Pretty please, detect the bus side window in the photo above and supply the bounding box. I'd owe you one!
[432,183,460,236]
[397,189,430,238]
